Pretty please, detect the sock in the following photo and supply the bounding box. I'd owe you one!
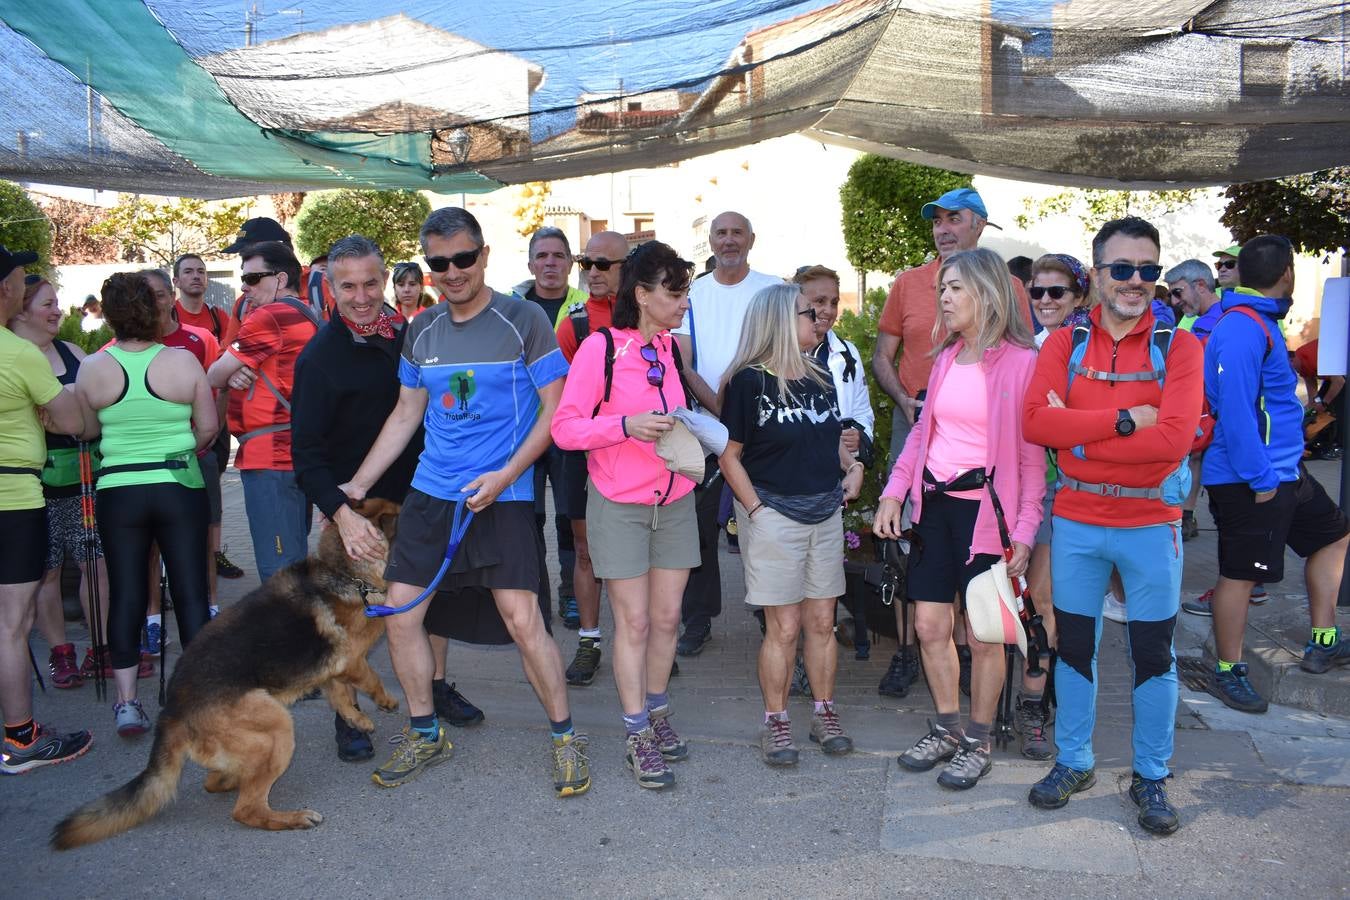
[645,691,669,712]
[145,614,162,628]
[622,711,650,735]
[764,710,787,724]
[550,717,574,741]
[4,719,36,745]
[409,713,438,741]
[578,628,602,642]
[1216,659,1238,673]
[1021,689,1043,706]
[1311,626,1339,648]
[432,677,447,688]
[813,698,833,714]
[936,711,961,735]
[965,720,992,747]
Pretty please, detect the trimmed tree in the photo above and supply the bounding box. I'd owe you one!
[89,195,248,268]
[0,180,53,275]
[840,156,970,279]
[295,190,431,263]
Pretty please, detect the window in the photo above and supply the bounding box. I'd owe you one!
[1241,44,1290,98]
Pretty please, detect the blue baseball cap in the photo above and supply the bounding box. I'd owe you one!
[921,187,989,221]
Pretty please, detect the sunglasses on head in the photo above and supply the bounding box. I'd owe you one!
[1028,285,1071,300]
[424,248,483,272]
[1215,258,1237,271]
[639,343,665,388]
[1097,263,1164,283]
[797,307,818,322]
[578,256,622,271]
[240,270,277,286]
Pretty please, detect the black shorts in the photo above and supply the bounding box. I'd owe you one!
[906,493,1000,606]
[385,490,543,593]
[1209,468,1349,582]
[560,449,588,521]
[0,505,48,585]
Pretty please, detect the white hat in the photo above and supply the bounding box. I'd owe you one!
[655,419,705,483]
[965,560,1027,658]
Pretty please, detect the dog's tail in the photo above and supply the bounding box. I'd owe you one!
[51,715,189,850]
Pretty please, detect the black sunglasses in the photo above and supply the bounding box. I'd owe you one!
[1097,263,1163,283]
[578,256,623,271]
[1169,287,1185,300]
[797,307,818,322]
[1215,258,1237,271]
[424,248,483,272]
[240,270,277,286]
[1028,285,1071,300]
[639,344,665,388]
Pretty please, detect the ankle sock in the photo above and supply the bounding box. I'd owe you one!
[550,717,574,741]
[578,628,602,643]
[622,711,650,735]
[813,699,833,714]
[936,711,961,735]
[764,710,787,724]
[409,713,438,741]
[4,719,36,745]
[965,720,992,746]
[1216,659,1238,673]
[645,691,669,712]
[1311,626,1339,648]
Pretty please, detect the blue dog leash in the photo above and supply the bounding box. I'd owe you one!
[363,497,474,618]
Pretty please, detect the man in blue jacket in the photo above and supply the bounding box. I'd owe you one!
[1201,234,1350,713]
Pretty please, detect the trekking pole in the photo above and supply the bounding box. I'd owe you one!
[157,559,169,706]
[79,443,107,702]
[995,645,1016,750]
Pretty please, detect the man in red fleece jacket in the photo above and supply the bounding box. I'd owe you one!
[1022,217,1203,837]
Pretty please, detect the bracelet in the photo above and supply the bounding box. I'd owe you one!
[845,461,864,475]
[748,502,763,518]
[621,416,628,437]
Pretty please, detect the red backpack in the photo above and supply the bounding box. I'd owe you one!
[1192,305,1273,453]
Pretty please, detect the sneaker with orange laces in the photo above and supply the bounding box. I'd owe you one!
[48,643,82,689]
[1,724,93,775]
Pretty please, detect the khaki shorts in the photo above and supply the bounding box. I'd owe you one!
[736,500,845,606]
[587,482,701,580]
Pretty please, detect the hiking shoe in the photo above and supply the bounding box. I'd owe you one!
[809,703,853,755]
[958,645,972,697]
[897,720,960,772]
[215,549,244,579]
[565,638,602,686]
[433,680,485,727]
[788,655,811,698]
[1208,664,1268,713]
[1103,592,1127,624]
[558,595,580,630]
[552,732,591,797]
[676,623,711,657]
[937,736,992,790]
[648,704,688,761]
[0,724,93,775]
[1028,762,1096,809]
[1181,516,1199,541]
[48,643,82,689]
[114,699,151,737]
[625,728,674,789]
[1300,634,1350,674]
[142,621,164,656]
[759,716,799,766]
[371,725,452,788]
[878,648,920,698]
[335,712,374,762]
[1182,588,1214,617]
[1014,695,1053,761]
[1128,772,1180,835]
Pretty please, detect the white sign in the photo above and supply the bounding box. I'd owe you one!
[1318,278,1348,377]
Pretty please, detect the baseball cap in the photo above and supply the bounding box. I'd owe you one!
[223,217,292,253]
[922,187,988,221]
[0,244,39,280]
[1212,243,1242,258]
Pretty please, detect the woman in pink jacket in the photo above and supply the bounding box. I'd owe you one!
[551,240,701,792]
[874,247,1045,791]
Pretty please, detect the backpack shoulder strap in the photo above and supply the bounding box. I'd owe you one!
[1150,319,1176,389]
[274,296,322,329]
[1224,305,1274,359]
[591,327,615,418]
[1064,323,1092,396]
[670,334,684,372]
[207,304,223,338]
[568,302,590,344]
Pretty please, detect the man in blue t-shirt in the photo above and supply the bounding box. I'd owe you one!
[341,208,588,796]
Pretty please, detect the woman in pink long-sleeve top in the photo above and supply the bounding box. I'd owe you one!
[551,240,700,792]
[873,247,1046,792]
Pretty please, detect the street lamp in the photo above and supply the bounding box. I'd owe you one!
[447,128,472,166]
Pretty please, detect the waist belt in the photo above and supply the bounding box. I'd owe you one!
[0,466,41,478]
[236,422,290,444]
[922,466,988,494]
[98,459,190,477]
[1059,474,1162,500]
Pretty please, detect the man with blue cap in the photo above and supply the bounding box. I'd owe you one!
[870,186,1026,699]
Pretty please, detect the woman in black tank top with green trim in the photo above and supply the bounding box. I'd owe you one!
[73,274,218,737]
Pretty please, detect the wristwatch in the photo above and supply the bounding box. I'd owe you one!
[1115,409,1136,437]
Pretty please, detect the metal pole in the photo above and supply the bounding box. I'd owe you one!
[1339,252,1349,606]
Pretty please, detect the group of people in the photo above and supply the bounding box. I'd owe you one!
[1,184,1346,841]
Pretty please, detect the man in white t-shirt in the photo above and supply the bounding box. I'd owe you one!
[672,211,782,655]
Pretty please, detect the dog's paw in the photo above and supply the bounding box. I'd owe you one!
[298,809,323,829]
[375,694,399,712]
[349,714,376,733]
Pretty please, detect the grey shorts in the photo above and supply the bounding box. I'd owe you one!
[1035,492,1055,546]
[586,483,700,580]
[735,500,845,606]
[46,494,103,571]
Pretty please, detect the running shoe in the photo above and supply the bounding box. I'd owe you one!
[1182,589,1214,617]
[625,728,673,789]
[878,648,920,698]
[334,713,374,762]
[1028,762,1096,809]
[80,647,112,680]
[897,720,960,772]
[1128,772,1180,835]
[142,621,164,656]
[676,623,711,657]
[1014,695,1053,761]
[558,595,580,630]
[114,699,151,737]
[137,653,155,679]
[371,725,453,788]
[809,703,853,755]
[48,643,82,689]
[937,735,992,790]
[0,724,92,775]
[215,549,245,579]
[552,732,591,797]
[759,715,798,766]
[648,704,688,761]
[1300,633,1350,674]
[1208,663,1268,713]
[565,638,601,686]
[1249,584,1269,605]
[433,680,485,727]
[1103,592,1128,624]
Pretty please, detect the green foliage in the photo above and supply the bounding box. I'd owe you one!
[1221,169,1350,255]
[89,195,248,268]
[833,286,893,535]
[295,190,432,262]
[839,157,970,275]
[57,310,112,354]
[1014,187,1209,231]
[0,180,53,275]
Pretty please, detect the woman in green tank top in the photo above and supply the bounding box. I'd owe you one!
[74,273,218,737]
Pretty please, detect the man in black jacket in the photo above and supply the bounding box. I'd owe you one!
[291,235,484,762]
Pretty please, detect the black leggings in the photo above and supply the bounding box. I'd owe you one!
[98,482,210,670]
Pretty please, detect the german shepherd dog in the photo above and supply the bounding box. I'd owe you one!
[52,499,402,849]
